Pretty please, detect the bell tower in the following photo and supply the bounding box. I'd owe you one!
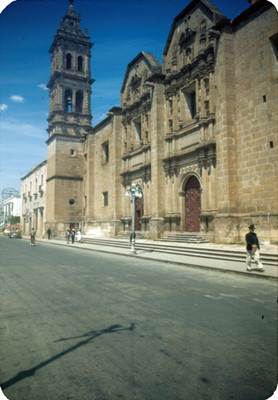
[46,0,94,234]
[47,0,93,137]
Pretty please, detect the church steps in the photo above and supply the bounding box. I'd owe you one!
[54,235,278,266]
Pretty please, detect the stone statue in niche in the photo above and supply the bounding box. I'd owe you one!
[200,19,207,31]
[186,47,192,63]
[171,42,178,66]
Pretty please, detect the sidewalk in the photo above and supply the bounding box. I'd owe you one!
[36,237,277,280]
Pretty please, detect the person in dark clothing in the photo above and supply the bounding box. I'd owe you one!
[30,228,36,246]
[71,229,75,244]
[129,232,136,246]
[245,224,264,272]
[47,228,51,240]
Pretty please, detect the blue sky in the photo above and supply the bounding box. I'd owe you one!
[0,0,276,199]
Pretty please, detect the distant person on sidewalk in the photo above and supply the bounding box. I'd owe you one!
[65,229,70,244]
[71,229,75,244]
[245,224,264,272]
[76,230,82,243]
[129,232,136,246]
[47,228,51,240]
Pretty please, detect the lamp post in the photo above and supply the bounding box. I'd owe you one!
[125,183,142,254]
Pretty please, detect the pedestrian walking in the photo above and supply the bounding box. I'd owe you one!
[245,224,264,272]
[71,228,75,244]
[129,232,136,246]
[30,228,36,246]
[47,228,51,240]
[76,230,82,243]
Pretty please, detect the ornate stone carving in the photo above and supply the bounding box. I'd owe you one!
[121,165,151,188]
[163,159,180,178]
[179,163,199,176]
[198,144,216,175]
[179,29,196,48]
[121,174,132,188]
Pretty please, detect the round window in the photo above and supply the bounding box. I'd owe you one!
[69,199,75,205]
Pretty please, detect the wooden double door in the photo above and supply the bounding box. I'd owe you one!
[185,176,201,232]
[135,197,143,231]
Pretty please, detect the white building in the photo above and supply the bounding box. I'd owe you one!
[21,160,47,237]
[3,194,21,226]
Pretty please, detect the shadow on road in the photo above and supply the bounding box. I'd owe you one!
[1,323,135,390]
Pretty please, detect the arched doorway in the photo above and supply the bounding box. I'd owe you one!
[135,196,143,231]
[185,176,201,232]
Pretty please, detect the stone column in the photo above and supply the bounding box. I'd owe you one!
[200,78,206,118]
[149,76,166,238]
[179,191,186,231]
[172,94,178,131]
[41,209,45,237]
[214,32,238,243]
[196,79,200,115]
[209,72,214,115]
[37,209,42,237]
[83,91,89,114]
[72,90,76,112]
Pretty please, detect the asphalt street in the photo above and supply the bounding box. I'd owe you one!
[0,236,277,400]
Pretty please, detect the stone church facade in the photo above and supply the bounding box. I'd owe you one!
[42,0,277,244]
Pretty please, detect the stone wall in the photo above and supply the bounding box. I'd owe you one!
[213,4,278,243]
[43,0,278,243]
[46,135,85,234]
[234,6,278,215]
[21,161,47,238]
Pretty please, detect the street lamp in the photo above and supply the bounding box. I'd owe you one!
[125,183,142,254]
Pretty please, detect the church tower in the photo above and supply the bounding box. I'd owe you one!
[46,0,93,234]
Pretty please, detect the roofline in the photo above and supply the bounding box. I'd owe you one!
[120,51,161,94]
[3,194,21,204]
[163,0,228,56]
[21,160,47,181]
[231,0,273,28]
[93,116,111,132]
[46,134,86,146]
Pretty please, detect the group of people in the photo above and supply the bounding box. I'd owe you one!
[65,229,82,244]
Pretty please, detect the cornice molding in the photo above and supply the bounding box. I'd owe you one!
[46,175,83,183]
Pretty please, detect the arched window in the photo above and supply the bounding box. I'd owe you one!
[65,90,72,112]
[66,53,72,69]
[76,91,83,113]
[78,56,83,72]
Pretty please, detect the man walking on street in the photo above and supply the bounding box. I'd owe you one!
[71,228,75,244]
[246,224,265,272]
[30,228,36,246]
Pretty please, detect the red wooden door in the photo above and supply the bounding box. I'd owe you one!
[135,197,143,231]
[185,176,201,232]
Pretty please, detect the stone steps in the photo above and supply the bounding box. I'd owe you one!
[158,233,210,244]
[52,236,278,266]
[115,232,146,240]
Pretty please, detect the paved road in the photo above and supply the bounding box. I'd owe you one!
[0,237,277,400]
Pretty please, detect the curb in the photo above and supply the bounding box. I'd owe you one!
[34,238,277,281]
